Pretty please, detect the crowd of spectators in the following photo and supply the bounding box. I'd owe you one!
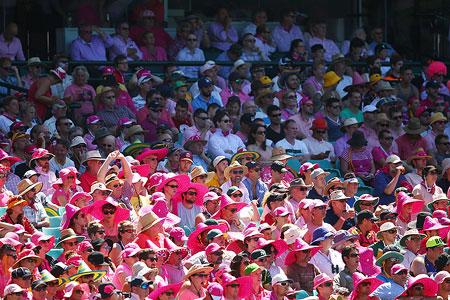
[0,4,449,300]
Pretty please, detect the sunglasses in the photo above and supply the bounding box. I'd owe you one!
[271,113,282,118]
[386,229,397,234]
[64,241,79,246]
[12,292,25,296]
[147,257,158,262]
[232,170,244,175]
[222,119,231,123]
[96,230,106,234]
[102,209,116,215]
[164,291,175,296]
[151,109,163,113]
[279,281,290,286]
[257,257,267,262]
[228,208,238,213]
[122,229,135,234]
[67,175,76,179]
[167,184,178,189]
[194,273,209,278]
[187,191,197,196]
[322,282,333,288]
[348,253,359,258]
[413,285,424,292]
[360,282,371,287]
[112,183,123,188]
[228,283,240,288]
[86,248,94,253]
[231,193,243,198]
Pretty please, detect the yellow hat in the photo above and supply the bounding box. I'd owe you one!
[323,71,342,88]
[430,112,447,125]
[369,74,382,85]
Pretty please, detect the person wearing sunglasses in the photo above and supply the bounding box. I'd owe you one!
[50,167,82,206]
[178,264,213,299]
[110,221,137,266]
[127,276,151,300]
[334,244,361,293]
[3,283,27,300]
[313,273,335,300]
[176,33,205,79]
[208,110,245,160]
[175,183,206,232]
[220,72,252,105]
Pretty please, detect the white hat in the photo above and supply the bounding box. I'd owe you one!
[70,136,87,148]
[200,61,216,74]
[311,168,330,180]
[231,59,250,73]
[272,273,293,286]
[4,284,26,296]
[342,117,360,127]
[212,156,227,168]
[283,226,302,245]
[386,154,402,164]
[362,104,378,113]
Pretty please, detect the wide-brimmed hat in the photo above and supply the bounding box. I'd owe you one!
[89,182,112,195]
[29,148,54,167]
[311,226,335,245]
[340,118,361,131]
[148,282,183,300]
[224,161,248,180]
[376,222,398,239]
[52,167,80,188]
[137,209,165,233]
[122,142,151,157]
[12,249,43,268]
[212,194,248,219]
[17,178,43,196]
[428,193,450,212]
[92,127,113,145]
[220,274,252,299]
[40,269,66,286]
[183,264,214,280]
[404,117,426,135]
[270,147,293,161]
[313,273,333,290]
[187,222,229,251]
[324,178,345,196]
[68,261,106,282]
[375,251,404,267]
[81,150,105,165]
[61,204,89,229]
[347,130,367,148]
[323,71,342,88]
[399,274,438,297]
[430,112,447,125]
[190,165,209,181]
[353,194,379,212]
[285,239,321,266]
[349,273,383,300]
[310,168,330,180]
[124,125,146,140]
[0,148,21,164]
[56,229,85,248]
[4,284,26,297]
[422,216,450,234]
[172,182,208,207]
[231,148,261,163]
[399,229,426,247]
[155,173,190,193]
[89,198,130,224]
[395,192,423,215]
[139,199,180,229]
[408,147,432,163]
[256,238,288,258]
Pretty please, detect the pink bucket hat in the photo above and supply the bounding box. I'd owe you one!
[52,167,80,188]
[349,273,383,300]
[220,273,252,299]
[422,216,450,239]
[187,222,229,253]
[313,273,333,290]
[256,238,288,258]
[121,243,141,258]
[169,227,188,242]
[61,204,89,229]
[146,172,166,190]
[358,247,381,276]
[212,194,248,219]
[284,239,320,266]
[396,191,424,215]
[148,282,182,300]
[69,192,93,206]
[155,173,190,193]
[89,198,130,223]
[400,274,438,297]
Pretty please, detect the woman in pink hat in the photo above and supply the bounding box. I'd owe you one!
[298,162,318,186]
[51,167,83,206]
[148,282,182,300]
[398,274,438,298]
[69,192,93,208]
[62,204,89,237]
[31,231,55,271]
[349,272,382,300]
[395,191,424,235]
[112,243,141,289]
[89,198,130,243]
[156,173,190,212]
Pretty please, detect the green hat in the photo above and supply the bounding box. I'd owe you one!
[207,229,224,241]
[426,236,446,248]
[68,261,106,282]
[375,251,404,267]
[56,229,85,248]
[251,249,268,260]
[427,194,450,212]
[123,142,151,158]
[40,269,66,286]
[204,219,219,226]
[173,81,188,89]
[244,263,261,275]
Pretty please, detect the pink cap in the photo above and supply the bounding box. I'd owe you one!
[313,273,332,289]
[298,199,312,209]
[207,282,223,297]
[119,117,133,126]
[77,241,93,253]
[169,227,188,242]
[434,271,450,284]
[391,263,408,275]
[86,115,101,125]
[121,243,141,258]
[300,96,313,105]
[205,243,223,256]
[203,191,220,203]
[273,207,290,217]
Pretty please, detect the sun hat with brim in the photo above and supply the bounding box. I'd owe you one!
[224,161,249,180]
[122,142,151,157]
[183,134,207,150]
[270,147,293,161]
[190,165,208,180]
[68,261,106,283]
[231,148,261,163]
[148,282,182,300]
[29,148,54,167]
[4,284,26,297]
[408,148,432,163]
[69,192,92,206]
[375,251,404,267]
[399,229,426,247]
[136,147,169,163]
[81,150,105,166]
[427,193,450,212]
[124,125,146,140]
[184,264,214,280]
[89,182,112,195]
[187,222,229,251]
[17,178,43,196]
[222,274,253,299]
[325,180,346,197]
[347,130,368,148]
[256,238,288,258]
[211,194,248,219]
[404,117,426,135]
[61,204,90,229]
[0,236,21,247]
[422,217,450,238]
[310,168,330,180]
[0,148,21,164]
[7,196,27,209]
[332,230,359,249]
[430,112,447,125]
[89,198,130,224]
[399,274,439,297]
[358,247,381,276]
[172,182,209,207]
[313,273,332,290]
[353,194,379,212]
[308,199,328,211]
[40,269,66,286]
[323,71,342,88]
[340,117,361,131]
[285,239,321,266]
[311,226,335,245]
[155,173,190,193]
[56,228,85,248]
[434,271,450,284]
[376,222,398,239]
[348,273,383,300]
[12,249,43,268]
[137,209,166,234]
[138,200,180,230]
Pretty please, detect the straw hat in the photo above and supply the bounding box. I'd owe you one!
[138,210,165,233]
[231,148,261,163]
[68,261,106,282]
[183,264,214,280]
[270,147,292,161]
[190,165,208,180]
[224,161,248,180]
[16,179,43,197]
[430,112,447,125]
[81,150,105,166]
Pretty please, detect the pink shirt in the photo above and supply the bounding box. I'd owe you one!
[140,46,168,61]
[0,34,25,61]
[64,84,96,116]
[220,87,252,105]
[340,147,373,177]
[395,134,430,161]
[288,114,314,138]
[112,263,132,289]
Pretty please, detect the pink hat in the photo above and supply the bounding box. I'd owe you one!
[298,198,312,210]
[150,199,181,227]
[0,148,21,164]
[121,243,141,258]
[61,204,89,229]
[52,167,80,188]
[203,191,220,203]
[427,61,447,78]
[149,192,165,203]
[29,148,54,167]
[86,115,101,125]
[102,66,115,76]
[148,282,182,300]
[400,274,438,297]
[146,172,166,190]
[396,192,424,214]
[69,192,92,205]
[187,222,229,253]
[169,227,187,242]
[284,239,320,266]
[308,199,327,211]
[391,263,408,275]
[0,236,21,247]
[212,194,248,219]
[422,216,450,238]
[89,198,130,223]
[273,207,290,217]
[4,232,20,242]
[300,96,313,105]
[119,117,133,126]
[313,273,333,289]
[66,255,83,267]
[205,243,223,256]
[172,182,208,207]
[136,148,169,163]
[349,273,383,300]
[130,164,151,178]
[256,238,288,258]
[77,241,93,253]
[50,67,66,81]
[220,274,252,299]
[358,247,381,276]
[298,162,318,175]
[13,224,26,234]
[434,271,450,284]
[31,231,55,248]
[207,282,223,299]
[155,173,190,194]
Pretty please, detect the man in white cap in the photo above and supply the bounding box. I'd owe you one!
[270,274,293,299]
[207,156,229,188]
[308,168,330,201]
[373,154,408,205]
[189,60,225,100]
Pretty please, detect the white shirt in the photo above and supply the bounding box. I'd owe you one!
[35,166,57,197]
[405,171,422,188]
[49,157,75,175]
[303,137,335,160]
[43,116,57,136]
[255,37,276,59]
[336,75,353,98]
[309,249,345,278]
[275,138,309,158]
[271,24,304,52]
[208,130,245,159]
[176,47,205,79]
[402,249,416,269]
[0,114,17,134]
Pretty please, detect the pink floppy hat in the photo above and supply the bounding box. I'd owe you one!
[395,191,424,215]
[349,273,383,300]
[136,148,168,163]
[256,238,288,258]
[358,247,381,276]
[220,273,252,299]
[313,273,333,290]
[172,182,209,207]
[187,222,229,252]
[155,173,190,194]
[422,216,450,239]
[52,167,80,189]
[61,204,89,229]
[400,274,438,297]
[148,282,182,300]
[89,198,130,223]
[284,239,320,266]
[69,192,93,206]
[211,194,248,219]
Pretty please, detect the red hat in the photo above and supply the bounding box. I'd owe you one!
[179,151,193,163]
[136,148,168,162]
[427,61,447,78]
[0,149,21,164]
[50,67,66,81]
[311,118,328,130]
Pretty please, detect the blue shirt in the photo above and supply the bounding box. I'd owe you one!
[192,94,222,112]
[243,177,269,206]
[370,281,405,300]
[374,171,408,205]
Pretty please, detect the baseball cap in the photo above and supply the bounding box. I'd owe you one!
[426,236,446,248]
[207,229,224,241]
[271,273,293,286]
[244,263,261,275]
[356,210,378,223]
[212,156,227,168]
[31,280,47,290]
[273,207,290,217]
[386,154,402,164]
[205,243,223,256]
[179,151,193,162]
[251,249,268,260]
[198,77,213,89]
[362,105,378,113]
[391,263,408,275]
[86,115,101,125]
[200,61,216,74]
[70,136,86,148]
